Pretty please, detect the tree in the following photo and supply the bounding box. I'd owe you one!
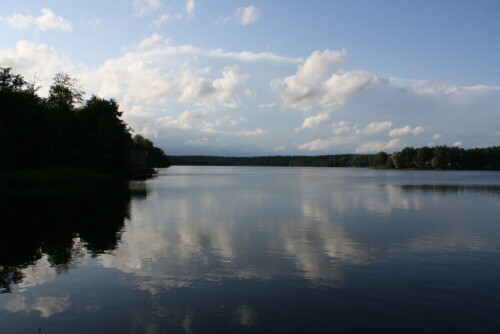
[132,134,170,167]
[0,68,26,92]
[47,72,84,111]
[391,152,403,169]
[415,147,433,169]
[373,151,388,167]
[398,147,416,168]
[431,146,450,169]
[79,96,132,173]
[0,68,44,169]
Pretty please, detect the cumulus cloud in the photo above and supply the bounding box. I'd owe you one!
[298,136,348,151]
[1,36,307,137]
[2,8,72,32]
[237,128,268,136]
[234,6,261,26]
[299,130,403,152]
[356,138,402,153]
[273,49,383,118]
[0,41,82,96]
[153,0,194,26]
[389,77,500,98]
[135,33,171,49]
[153,12,183,26]
[186,0,196,17]
[6,295,71,318]
[87,18,101,28]
[452,141,462,147]
[133,0,162,15]
[331,120,352,135]
[176,65,249,110]
[296,112,330,131]
[185,137,209,147]
[3,34,500,154]
[388,125,424,137]
[355,121,393,135]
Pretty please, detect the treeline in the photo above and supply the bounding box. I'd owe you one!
[131,134,171,168]
[0,68,169,181]
[170,154,374,167]
[171,145,500,170]
[376,145,500,170]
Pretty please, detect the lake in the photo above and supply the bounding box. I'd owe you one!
[1,166,500,333]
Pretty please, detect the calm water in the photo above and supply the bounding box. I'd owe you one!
[1,166,500,333]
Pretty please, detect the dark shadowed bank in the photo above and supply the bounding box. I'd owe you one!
[0,182,132,294]
[0,68,170,186]
[170,145,500,170]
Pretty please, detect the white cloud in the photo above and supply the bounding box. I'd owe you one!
[273,50,383,113]
[356,138,402,153]
[153,12,184,26]
[179,109,210,120]
[234,6,261,26]
[432,133,442,139]
[295,112,330,131]
[135,33,171,49]
[386,138,402,149]
[355,121,393,135]
[237,128,268,136]
[452,141,462,147]
[388,125,424,137]
[331,120,352,135]
[151,0,195,26]
[176,65,249,110]
[202,128,222,134]
[3,9,72,32]
[207,49,300,63]
[228,117,245,126]
[133,0,162,15]
[389,77,500,98]
[298,136,348,151]
[185,137,209,147]
[494,130,500,137]
[273,145,285,151]
[186,0,196,17]
[87,18,101,28]
[299,129,402,153]
[1,37,306,138]
[3,35,500,154]
[5,295,71,318]
[0,41,81,96]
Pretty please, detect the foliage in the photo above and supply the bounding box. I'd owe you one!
[132,135,171,167]
[385,145,500,170]
[170,145,500,170]
[0,68,169,180]
[373,151,388,167]
[170,154,376,167]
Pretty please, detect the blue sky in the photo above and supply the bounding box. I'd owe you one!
[1,0,500,155]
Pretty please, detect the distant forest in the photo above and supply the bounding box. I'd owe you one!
[171,145,500,170]
[0,68,169,181]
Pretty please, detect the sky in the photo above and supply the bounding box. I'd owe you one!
[1,0,500,156]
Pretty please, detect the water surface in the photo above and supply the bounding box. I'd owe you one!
[1,166,500,333]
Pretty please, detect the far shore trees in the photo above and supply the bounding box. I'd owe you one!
[170,145,500,170]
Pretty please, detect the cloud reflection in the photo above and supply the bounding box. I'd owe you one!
[5,294,71,318]
[98,168,500,293]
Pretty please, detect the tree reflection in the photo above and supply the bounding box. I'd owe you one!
[398,184,500,194]
[0,183,133,293]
